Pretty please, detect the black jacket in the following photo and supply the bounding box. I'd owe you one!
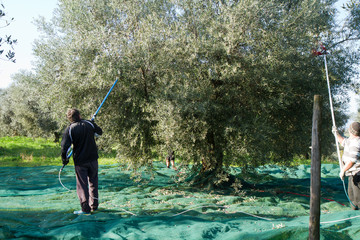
[61,120,103,166]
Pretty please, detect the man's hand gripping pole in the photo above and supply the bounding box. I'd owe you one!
[91,79,119,121]
[65,78,118,161]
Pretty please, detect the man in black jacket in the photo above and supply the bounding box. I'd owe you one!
[61,108,103,215]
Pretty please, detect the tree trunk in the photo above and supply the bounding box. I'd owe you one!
[190,130,235,190]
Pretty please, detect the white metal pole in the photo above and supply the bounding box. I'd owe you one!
[324,54,343,170]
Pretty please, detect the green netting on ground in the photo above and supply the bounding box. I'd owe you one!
[0,163,359,239]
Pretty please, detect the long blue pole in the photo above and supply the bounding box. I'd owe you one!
[91,79,118,121]
[66,78,118,159]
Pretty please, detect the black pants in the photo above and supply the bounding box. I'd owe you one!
[348,173,360,210]
[75,161,99,212]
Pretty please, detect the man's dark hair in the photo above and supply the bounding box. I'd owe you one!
[67,108,81,123]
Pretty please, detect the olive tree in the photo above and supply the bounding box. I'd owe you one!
[31,0,355,186]
[0,71,58,137]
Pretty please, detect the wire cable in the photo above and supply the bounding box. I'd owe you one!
[171,204,273,221]
[320,214,360,224]
[102,200,137,216]
[172,204,226,217]
[58,166,99,200]
[342,179,357,208]
[59,167,71,192]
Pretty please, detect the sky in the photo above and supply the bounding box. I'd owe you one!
[0,0,58,89]
[0,0,357,113]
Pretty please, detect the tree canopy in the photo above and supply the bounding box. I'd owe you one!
[0,0,359,183]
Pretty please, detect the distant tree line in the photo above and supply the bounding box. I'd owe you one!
[1,0,359,187]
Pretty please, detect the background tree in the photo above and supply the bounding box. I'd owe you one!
[343,0,360,39]
[0,71,58,137]
[340,1,360,122]
[0,3,16,62]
